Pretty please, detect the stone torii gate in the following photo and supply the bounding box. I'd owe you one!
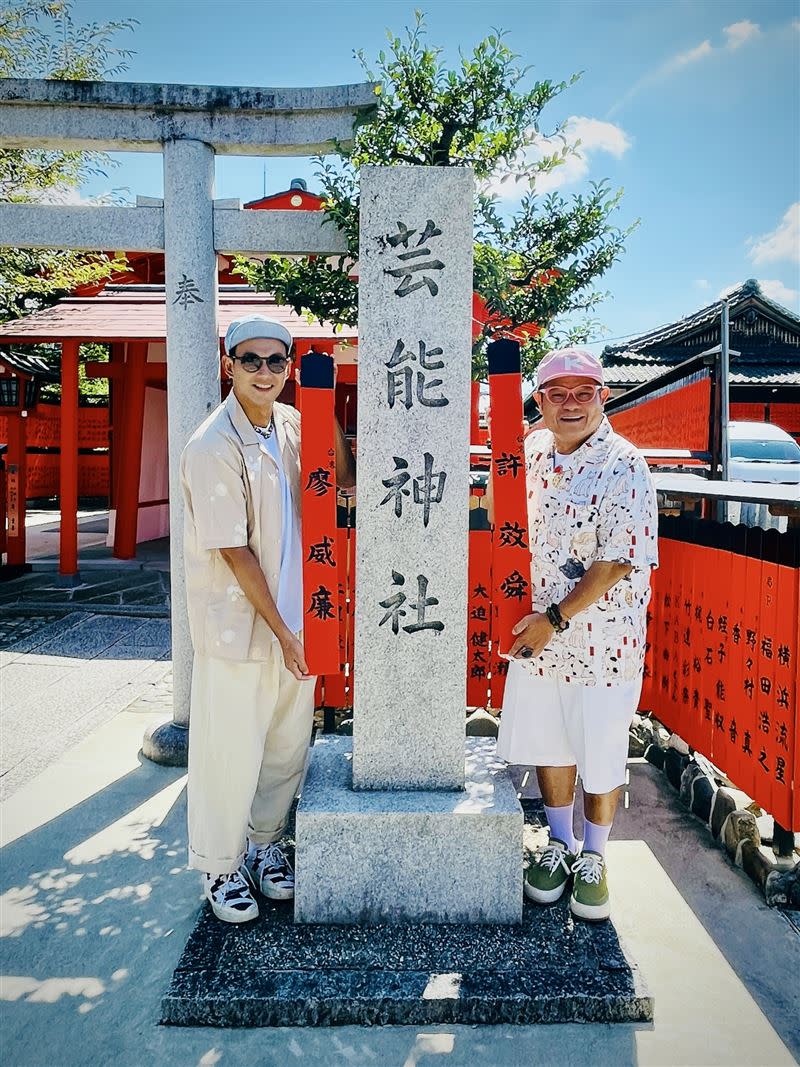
[0,77,375,764]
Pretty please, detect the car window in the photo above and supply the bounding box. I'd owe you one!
[730,438,800,462]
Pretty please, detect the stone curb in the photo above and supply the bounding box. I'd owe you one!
[630,719,799,909]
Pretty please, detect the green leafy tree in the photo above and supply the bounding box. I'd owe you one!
[0,0,135,363]
[236,15,635,379]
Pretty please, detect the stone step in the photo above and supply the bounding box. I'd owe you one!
[161,896,652,1027]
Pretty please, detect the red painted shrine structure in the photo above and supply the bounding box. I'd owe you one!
[1,194,798,832]
[0,184,360,573]
[0,180,502,574]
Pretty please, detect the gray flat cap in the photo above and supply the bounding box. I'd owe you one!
[224,315,293,355]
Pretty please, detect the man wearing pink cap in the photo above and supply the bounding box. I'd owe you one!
[496,347,658,921]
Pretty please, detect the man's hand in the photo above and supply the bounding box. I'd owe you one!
[280,633,312,681]
[508,612,555,660]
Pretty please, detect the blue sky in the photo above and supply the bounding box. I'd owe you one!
[72,0,800,348]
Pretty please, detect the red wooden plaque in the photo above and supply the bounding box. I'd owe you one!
[300,352,340,676]
[487,339,531,657]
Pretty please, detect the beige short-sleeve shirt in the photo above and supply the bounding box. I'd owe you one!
[181,392,301,661]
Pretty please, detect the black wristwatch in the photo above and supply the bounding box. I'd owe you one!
[546,603,570,633]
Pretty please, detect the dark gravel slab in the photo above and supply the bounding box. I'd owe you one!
[162,895,652,1027]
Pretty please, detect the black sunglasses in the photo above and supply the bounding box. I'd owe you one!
[233,352,292,374]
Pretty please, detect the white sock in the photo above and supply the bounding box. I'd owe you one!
[544,803,578,853]
[582,818,612,857]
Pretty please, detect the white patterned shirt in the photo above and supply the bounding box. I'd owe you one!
[519,416,658,686]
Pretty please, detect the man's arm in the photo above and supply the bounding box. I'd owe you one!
[334,418,356,489]
[219,546,311,681]
[558,560,631,621]
[508,561,631,659]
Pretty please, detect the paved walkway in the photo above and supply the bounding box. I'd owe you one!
[0,612,171,799]
[0,613,798,1065]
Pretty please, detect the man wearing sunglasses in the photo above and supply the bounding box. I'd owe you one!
[181,314,355,922]
[495,347,657,922]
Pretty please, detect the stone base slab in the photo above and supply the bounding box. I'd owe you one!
[161,895,653,1027]
[294,736,523,924]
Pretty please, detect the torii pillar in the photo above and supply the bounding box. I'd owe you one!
[0,77,375,765]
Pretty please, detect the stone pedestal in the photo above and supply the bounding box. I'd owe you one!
[296,737,522,924]
[295,165,523,925]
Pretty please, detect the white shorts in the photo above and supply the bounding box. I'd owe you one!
[496,662,642,795]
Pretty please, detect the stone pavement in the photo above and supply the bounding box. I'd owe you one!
[0,609,798,1064]
[0,611,171,799]
[0,568,170,617]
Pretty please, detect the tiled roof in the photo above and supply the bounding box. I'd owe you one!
[603,364,667,385]
[0,348,59,381]
[0,286,356,343]
[603,279,800,360]
[604,362,800,387]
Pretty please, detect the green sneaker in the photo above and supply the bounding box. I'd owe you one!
[524,839,577,904]
[569,850,610,921]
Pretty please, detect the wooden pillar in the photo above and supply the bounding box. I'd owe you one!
[113,342,148,559]
[60,339,80,576]
[109,342,125,510]
[5,413,27,566]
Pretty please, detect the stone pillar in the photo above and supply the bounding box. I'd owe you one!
[352,166,472,791]
[143,138,220,767]
[295,167,522,924]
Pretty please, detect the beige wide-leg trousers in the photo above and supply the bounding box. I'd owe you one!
[187,646,315,875]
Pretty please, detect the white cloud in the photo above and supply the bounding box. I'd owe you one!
[669,40,714,70]
[747,203,800,266]
[759,279,800,306]
[694,278,710,291]
[483,116,631,199]
[719,278,800,307]
[609,22,760,115]
[723,20,761,50]
[29,186,120,206]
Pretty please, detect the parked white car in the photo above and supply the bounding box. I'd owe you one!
[728,422,800,484]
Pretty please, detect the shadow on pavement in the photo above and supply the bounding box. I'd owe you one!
[0,755,646,1067]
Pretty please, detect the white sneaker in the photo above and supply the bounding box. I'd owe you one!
[203,869,259,923]
[244,841,295,900]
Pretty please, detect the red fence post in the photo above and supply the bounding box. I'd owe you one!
[487,339,531,657]
[645,518,799,832]
[300,351,340,676]
[466,504,492,709]
[4,414,27,566]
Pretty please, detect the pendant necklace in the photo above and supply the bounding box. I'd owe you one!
[254,416,275,441]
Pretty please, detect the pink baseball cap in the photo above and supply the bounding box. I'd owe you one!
[535,347,604,389]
